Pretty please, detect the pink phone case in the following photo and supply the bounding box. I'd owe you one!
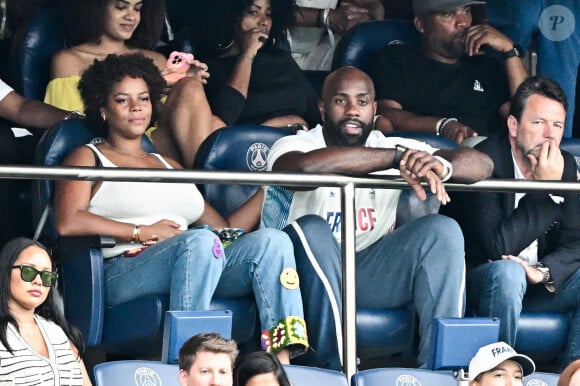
[164,51,194,83]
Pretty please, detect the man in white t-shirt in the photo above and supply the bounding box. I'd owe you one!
[290,0,384,71]
[0,78,72,246]
[261,66,493,369]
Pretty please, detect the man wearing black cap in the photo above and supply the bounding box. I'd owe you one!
[371,0,529,144]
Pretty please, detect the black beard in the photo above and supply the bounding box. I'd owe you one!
[324,117,374,147]
[429,31,466,60]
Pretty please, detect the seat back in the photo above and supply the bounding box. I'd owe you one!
[561,137,580,172]
[351,368,457,386]
[331,19,420,73]
[162,310,232,364]
[94,360,180,386]
[283,365,348,386]
[429,317,500,370]
[192,125,291,217]
[33,119,100,243]
[9,7,68,100]
[524,372,560,386]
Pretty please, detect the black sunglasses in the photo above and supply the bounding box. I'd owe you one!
[12,265,59,287]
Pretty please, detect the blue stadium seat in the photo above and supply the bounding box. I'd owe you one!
[524,372,560,386]
[193,124,290,216]
[9,7,68,100]
[32,119,258,357]
[561,137,580,172]
[351,368,457,386]
[331,19,419,73]
[93,360,180,386]
[283,364,348,386]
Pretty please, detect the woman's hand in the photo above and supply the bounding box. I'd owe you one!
[161,57,210,86]
[239,28,269,57]
[140,220,183,243]
[186,59,210,84]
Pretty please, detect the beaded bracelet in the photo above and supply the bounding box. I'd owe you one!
[437,117,458,136]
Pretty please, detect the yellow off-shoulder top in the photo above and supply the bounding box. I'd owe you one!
[44,76,84,112]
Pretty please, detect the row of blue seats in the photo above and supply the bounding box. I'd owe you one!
[93,360,561,386]
[33,119,580,367]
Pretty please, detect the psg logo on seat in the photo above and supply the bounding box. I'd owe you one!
[246,142,270,172]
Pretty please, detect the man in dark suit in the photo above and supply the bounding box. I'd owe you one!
[442,76,580,366]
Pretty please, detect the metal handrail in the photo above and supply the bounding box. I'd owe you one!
[2,164,580,192]
[3,164,580,379]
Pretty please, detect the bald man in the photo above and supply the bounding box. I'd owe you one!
[261,66,493,369]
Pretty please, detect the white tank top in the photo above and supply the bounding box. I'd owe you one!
[86,144,205,258]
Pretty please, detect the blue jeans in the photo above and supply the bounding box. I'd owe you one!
[468,259,580,365]
[287,214,466,369]
[104,228,308,353]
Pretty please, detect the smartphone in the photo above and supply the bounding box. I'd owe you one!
[163,51,194,83]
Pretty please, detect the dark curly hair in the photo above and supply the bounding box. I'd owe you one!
[0,237,85,357]
[78,53,166,135]
[187,0,296,60]
[63,0,166,50]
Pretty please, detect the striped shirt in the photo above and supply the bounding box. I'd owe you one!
[0,315,83,385]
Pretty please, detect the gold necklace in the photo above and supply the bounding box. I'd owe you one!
[104,141,148,158]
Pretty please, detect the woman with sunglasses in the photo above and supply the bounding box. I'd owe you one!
[54,53,309,364]
[0,237,91,385]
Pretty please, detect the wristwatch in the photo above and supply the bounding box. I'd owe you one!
[533,262,553,284]
[503,44,524,60]
[393,144,408,168]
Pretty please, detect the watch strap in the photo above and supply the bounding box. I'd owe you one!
[504,44,523,60]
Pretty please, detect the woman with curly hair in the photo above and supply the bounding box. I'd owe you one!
[54,53,309,364]
[0,237,91,385]
[45,0,213,168]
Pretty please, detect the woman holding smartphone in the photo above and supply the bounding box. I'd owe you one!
[45,0,212,168]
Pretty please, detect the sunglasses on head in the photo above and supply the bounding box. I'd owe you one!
[12,265,59,287]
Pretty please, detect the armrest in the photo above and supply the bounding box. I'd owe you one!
[56,235,116,262]
[57,236,115,347]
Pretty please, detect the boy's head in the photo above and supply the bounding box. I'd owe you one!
[178,333,239,386]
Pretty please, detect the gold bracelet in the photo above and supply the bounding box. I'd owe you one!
[131,225,141,243]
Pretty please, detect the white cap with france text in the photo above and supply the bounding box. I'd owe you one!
[468,341,535,380]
